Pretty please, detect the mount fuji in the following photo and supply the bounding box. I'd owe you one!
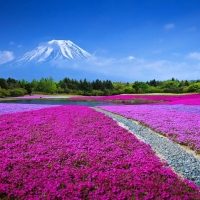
[0,40,95,80]
[11,40,91,65]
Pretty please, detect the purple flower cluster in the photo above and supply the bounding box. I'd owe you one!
[146,104,200,114]
[100,104,200,153]
[0,103,58,115]
[0,105,199,199]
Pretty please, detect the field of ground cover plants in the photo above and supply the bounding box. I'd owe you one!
[99,103,200,153]
[70,94,200,105]
[0,103,59,115]
[0,104,200,199]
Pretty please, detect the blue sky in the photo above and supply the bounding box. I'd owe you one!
[0,0,200,81]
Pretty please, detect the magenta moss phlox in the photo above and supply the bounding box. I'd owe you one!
[0,105,199,199]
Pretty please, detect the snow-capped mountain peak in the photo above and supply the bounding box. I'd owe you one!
[16,39,91,64]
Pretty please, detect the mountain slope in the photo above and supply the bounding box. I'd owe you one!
[0,40,94,80]
[13,40,91,65]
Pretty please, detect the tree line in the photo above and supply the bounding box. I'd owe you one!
[0,77,200,98]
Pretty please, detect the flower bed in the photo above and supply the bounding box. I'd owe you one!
[0,105,199,199]
[0,103,58,115]
[99,104,200,153]
[70,94,200,105]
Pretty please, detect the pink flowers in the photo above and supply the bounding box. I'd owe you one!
[0,105,199,199]
[70,94,200,105]
[0,103,58,115]
[100,104,200,152]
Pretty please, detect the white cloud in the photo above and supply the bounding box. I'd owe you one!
[50,55,199,81]
[187,52,200,60]
[127,56,135,60]
[0,51,15,65]
[164,23,175,30]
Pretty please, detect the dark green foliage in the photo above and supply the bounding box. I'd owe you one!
[132,81,149,93]
[19,79,33,95]
[188,83,200,92]
[0,76,200,97]
[161,80,182,93]
[147,79,158,87]
[25,83,33,95]
[79,78,93,93]
[92,79,103,90]
[0,78,8,89]
[7,77,21,89]
[30,79,38,92]
[58,78,114,95]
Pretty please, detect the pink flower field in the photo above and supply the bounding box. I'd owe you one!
[99,104,200,153]
[0,103,58,115]
[0,104,199,199]
[70,94,200,105]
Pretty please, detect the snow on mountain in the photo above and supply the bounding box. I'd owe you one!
[14,40,91,64]
[0,40,93,80]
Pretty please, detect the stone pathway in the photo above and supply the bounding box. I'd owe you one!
[94,107,200,187]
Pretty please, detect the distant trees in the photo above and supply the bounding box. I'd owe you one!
[162,80,181,93]
[188,83,200,92]
[24,83,32,95]
[147,79,158,87]
[1,76,200,98]
[92,79,113,90]
[146,78,192,94]
[0,87,10,97]
[0,77,26,97]
[9,88,26,97]
[19,79,32,95]
[35,77,57,94]
[0,78,8,89]
[132,81,149,93]
[57,78,114,95]
[30,79,39,93]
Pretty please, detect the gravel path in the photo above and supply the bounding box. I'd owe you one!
[94,107,200,187]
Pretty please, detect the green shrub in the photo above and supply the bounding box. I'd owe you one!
[0,88,10,98]
[182,86,189,93]
[57,87,65,94]
[188,83,200,92]
[9,88,26,97]
[124,88,135,94]
[91,90,104,96]
[132,81,149,93]
[146,86,164,93]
